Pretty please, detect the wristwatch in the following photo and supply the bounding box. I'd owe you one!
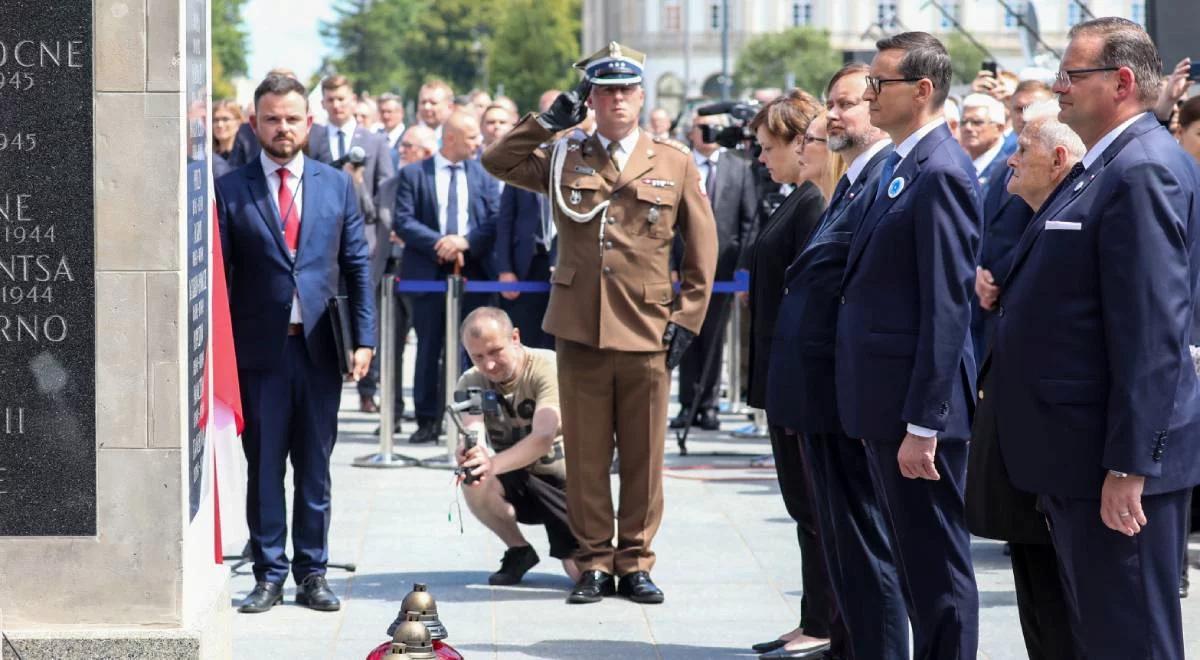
[1108,470,1129,478]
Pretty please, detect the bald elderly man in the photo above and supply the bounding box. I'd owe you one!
[394,111,500,444]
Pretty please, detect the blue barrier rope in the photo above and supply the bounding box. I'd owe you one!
[394,270,750,295]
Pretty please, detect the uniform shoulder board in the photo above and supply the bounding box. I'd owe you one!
[653,136,691,155]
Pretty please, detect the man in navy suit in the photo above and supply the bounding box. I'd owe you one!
[394,111,499,444]
[971,81,1054,359]
[495,90,561,350]
[990,18,1200,659]
[765,62,908,660]
[215,75,375,613]
[835,32,981,659]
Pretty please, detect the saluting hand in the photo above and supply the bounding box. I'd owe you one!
[898,433,940,480]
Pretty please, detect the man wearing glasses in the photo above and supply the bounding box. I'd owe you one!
[989,18,1200,659]
[835,32,982,659]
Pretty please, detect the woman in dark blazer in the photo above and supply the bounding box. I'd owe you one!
[744,92,835,658]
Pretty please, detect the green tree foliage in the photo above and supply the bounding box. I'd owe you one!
[488,0,581,113]
[946,33,987,86]
[320,0,423,95]
[211,0,249,99]
[733,28,842,98]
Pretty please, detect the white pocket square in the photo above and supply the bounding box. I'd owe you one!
[1045,221,1082,231]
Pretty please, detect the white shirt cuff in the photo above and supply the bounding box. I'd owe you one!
[906,424,937,438]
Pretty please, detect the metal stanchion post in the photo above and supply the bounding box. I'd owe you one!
[442,273,463,462]
[354,274,419,468]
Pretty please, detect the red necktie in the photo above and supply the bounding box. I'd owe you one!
[277,167,300,250]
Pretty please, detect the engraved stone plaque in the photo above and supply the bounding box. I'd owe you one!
[0,1,95,536]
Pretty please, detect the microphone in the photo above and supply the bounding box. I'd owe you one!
[331,145,366,168]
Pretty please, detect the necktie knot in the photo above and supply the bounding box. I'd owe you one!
[276,167,289,184]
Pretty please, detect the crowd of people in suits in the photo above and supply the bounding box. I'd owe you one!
[212,16,1200,660]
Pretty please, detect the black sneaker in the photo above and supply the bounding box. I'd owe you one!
[488,545,540,585]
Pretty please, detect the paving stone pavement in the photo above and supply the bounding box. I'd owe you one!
[230,382,1200,660]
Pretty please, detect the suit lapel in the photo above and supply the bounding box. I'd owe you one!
[613,132,655,192]
[422,157,439,226]
[309,128,332,163]
[295,158,320,261]
[245,164,292,260]
[844,152,917,277]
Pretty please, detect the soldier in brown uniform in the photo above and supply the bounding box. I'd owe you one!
[481,42,717,604]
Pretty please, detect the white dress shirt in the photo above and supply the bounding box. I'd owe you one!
[693,147,723,191]
[971,140,1005,177]
[383,124,405,149]
[326,119,358,161]
[259,149,305,323]
[595,128,641,172]
[846,138,892,186]
[1082,112,1146,170]
[433,151,470,237]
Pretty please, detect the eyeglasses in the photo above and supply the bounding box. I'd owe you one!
[865,75,922,95]
[1054,67,1119,89]
[802,133,828,147]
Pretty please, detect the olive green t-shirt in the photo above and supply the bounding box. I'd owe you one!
[456,347,564,478]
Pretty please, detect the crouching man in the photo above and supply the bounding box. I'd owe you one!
[455,307,582,585]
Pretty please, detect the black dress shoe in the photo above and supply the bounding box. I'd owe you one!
[617,571,664,603]
[669,406,692,429]
[238,581,283,613]
[567,569,615,604]
[359,394,380,413]
[489,545,540,585]
[751,639,788,654]
[409,419,440,444]
[295,574,340,611]
[697,408,721,431]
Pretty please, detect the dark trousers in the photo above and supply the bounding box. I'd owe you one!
[678,293,731,410]
[862,439,979,660]
[358,285,412,411]
[240,336,342,585]
[802,433,908,660]
[768,425,836,641]
[1009,542,1081,660]
[410,290,490,421]
[1041,489,1190,660]
[500,252,554,350]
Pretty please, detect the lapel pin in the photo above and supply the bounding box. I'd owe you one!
[567,143,581,152]
[887,177,905,199]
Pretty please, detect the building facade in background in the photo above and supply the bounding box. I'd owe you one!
[583,0,1147,116]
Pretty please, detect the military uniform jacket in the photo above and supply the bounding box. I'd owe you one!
[482,113,717,352]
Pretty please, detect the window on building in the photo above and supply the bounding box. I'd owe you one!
[878,1,898,28]
[1067,0,1083,27]
[664,0,681,32]
[1005,0,1025,29]
[1131,0,1146,26]
[940,0,961,28]
[710,2,722,30]
[792,1,813,26]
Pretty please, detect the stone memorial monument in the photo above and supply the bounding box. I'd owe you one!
[0,1,231,657]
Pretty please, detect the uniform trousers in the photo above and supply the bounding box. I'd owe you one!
[802,433,908,659]
[1041,489,1190,660]
[241,335,342,585]
[500,251,554,350]
[862,439,979,660]
[556,338,668,575]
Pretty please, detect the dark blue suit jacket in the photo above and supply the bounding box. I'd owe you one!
[215,156,376,374]
[392,156,499,281]
[767,144,893,434]
[495,185,554,278]
[991,113,1200,497]
[977,162,1033,287]
[836,124,982,442]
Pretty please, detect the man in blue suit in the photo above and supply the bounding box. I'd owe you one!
[971,80,1054,359]
[215,75,375,613]
[834,32,981,659]
[494,89,561,351]
[394,111,499,444]
[765,62,908,660]
[990,18,1200,659]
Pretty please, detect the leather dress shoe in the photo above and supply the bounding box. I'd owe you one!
[295,574,340,611]
[669,406,692,429]
[489,545,540,585]
[409,420,440,444]
[359,394,379,413]
[696,407,721,431]
[238,581,283,613]
[617,571,664,603]
[759,641,832,658]
[751,639,788,654]
[566,569,615,604]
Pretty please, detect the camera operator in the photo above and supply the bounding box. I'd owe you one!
[454,307,581,586]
